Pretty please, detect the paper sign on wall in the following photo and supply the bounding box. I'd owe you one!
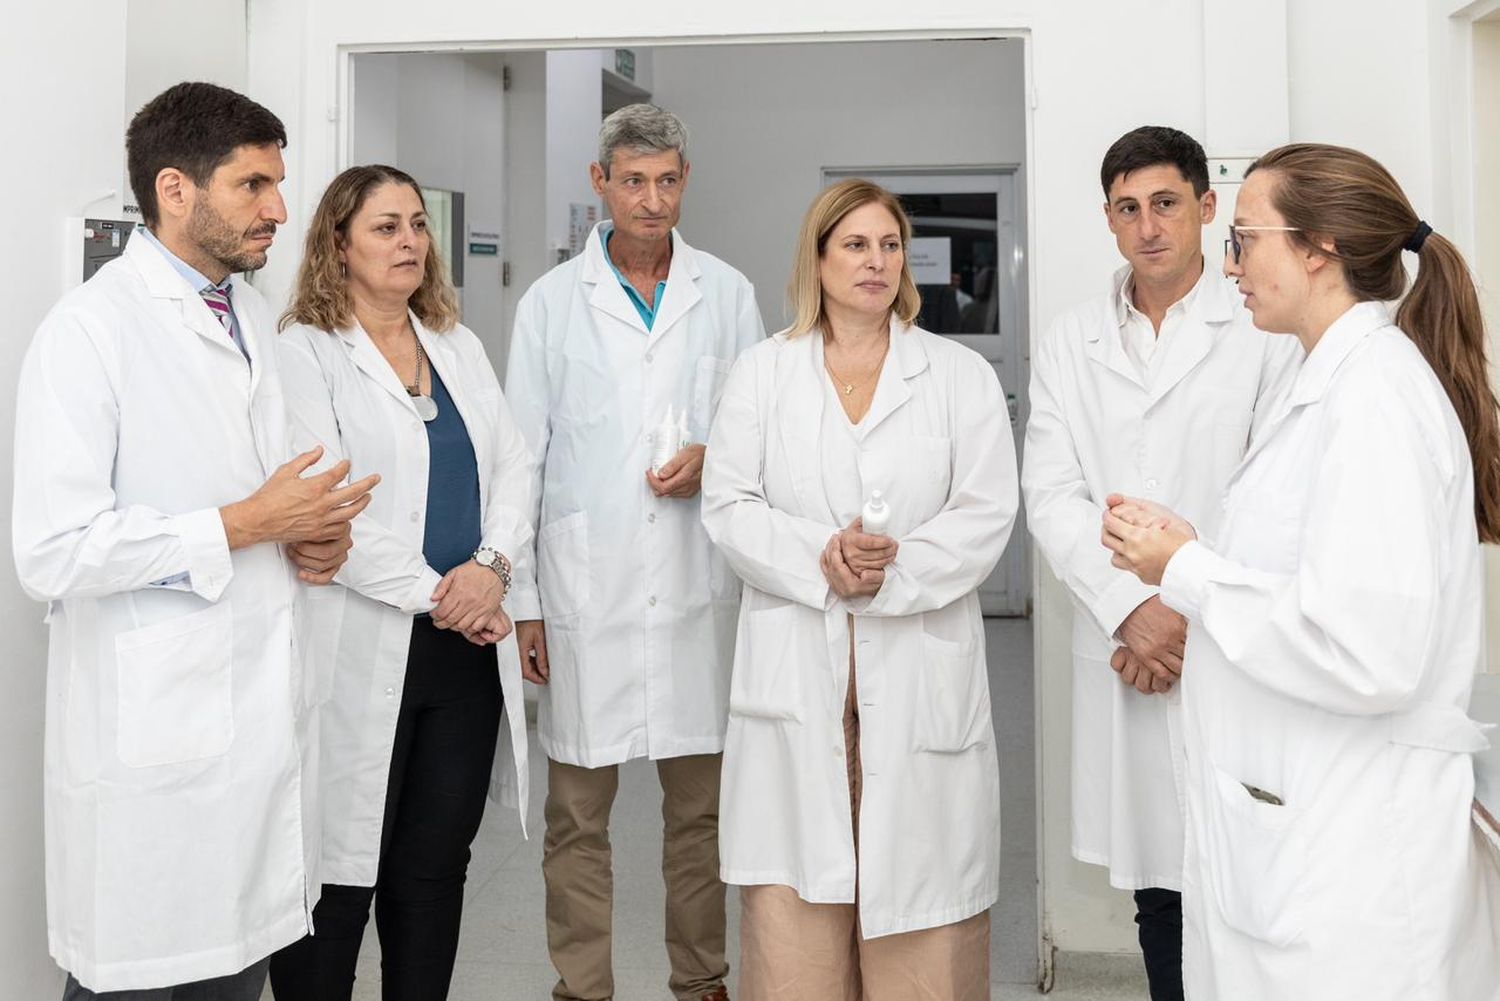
[569,203,598,258]
[908,237,952,285]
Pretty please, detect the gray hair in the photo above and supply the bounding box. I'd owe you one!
[597,104,688,177]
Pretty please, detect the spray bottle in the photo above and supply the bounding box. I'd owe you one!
[861,489,891,536]
[652,406,679,476]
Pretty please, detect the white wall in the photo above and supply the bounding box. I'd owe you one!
[1,3,127,996]
[544,50,606,266]
[348,52,509,362]
[1,2,257,994]
[651,39,1025,327]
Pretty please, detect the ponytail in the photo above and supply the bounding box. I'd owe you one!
[1249,143,1500,542]
[1396,233,1500,542]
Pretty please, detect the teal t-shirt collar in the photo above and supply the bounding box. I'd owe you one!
[603,227,667,330]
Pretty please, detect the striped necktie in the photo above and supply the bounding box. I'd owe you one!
[200,285,233,336]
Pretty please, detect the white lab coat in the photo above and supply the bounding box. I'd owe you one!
[12,235,315,991]
[701,321,1018,937]
[1022,267,1300,889]
[1158,301,1500,1000]
[277,316,535,886]
[504,223,764,767]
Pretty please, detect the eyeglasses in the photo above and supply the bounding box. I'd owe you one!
[1225,224,1302,265]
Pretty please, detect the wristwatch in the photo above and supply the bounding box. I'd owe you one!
[473,547,512,590]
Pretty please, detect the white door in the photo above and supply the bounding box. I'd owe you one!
[824,168,1030,616]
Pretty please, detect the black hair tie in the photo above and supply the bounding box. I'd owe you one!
[1404,221,1432,254]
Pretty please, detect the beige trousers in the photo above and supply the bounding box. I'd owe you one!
[738,623,991,1000]
[542,753,728,1001]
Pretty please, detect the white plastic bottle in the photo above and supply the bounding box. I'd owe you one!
[861,489,891,536]
[676,410,691,451]
[652,406,679,475]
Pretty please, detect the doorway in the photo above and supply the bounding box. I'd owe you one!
[344,35,1041,993]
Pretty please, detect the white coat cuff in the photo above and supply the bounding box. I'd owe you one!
[1094,573,1160,638]
[1159,540,1218,620]
[506,583,542,621]
[183,508,234,601]
[401,567,443,616]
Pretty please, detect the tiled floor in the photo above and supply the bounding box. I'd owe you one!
[287,618,1148,1000]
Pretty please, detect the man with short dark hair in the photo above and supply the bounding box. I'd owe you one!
[1021,125,1301,1001]
[12,81,377,1000]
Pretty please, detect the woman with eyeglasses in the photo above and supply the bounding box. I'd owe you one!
[1102,143,1500,999]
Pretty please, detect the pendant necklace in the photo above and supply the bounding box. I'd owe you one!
[824,335,890,396]
[406,329,439,422]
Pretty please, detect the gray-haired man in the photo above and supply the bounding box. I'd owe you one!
[504,104,764,1001]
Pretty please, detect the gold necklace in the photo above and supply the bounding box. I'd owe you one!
[824,336,890,396]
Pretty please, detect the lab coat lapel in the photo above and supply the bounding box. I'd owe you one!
[336,321,422,418]
[230,274,266,396]
[1229,301,1386,484]
[1145,271,1233,410]
[645,231,703,348]
[858,317,924,437]
[126,235,247,361]
[1083,271,1147,391]
[582,224,652,335]
[778,334,837,525]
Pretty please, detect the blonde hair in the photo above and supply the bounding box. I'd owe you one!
[279,164,460,334]
[786,179,921,338]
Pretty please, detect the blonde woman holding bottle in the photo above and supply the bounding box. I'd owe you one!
[702,179,1019,999]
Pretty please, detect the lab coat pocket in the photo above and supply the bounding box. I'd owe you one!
[538,511,590,619]
[729,600,804,721]
[693,356,733,436]
[913,634,990,753]
[1201,761,1308,947]
[114,602,234,768]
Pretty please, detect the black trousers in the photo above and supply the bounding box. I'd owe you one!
[1133,887,1184,1001]
[270,616,503,1001]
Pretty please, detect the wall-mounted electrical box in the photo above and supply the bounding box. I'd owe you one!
[66,217,140,286]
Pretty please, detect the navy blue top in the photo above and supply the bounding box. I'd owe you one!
[422,366,482,575]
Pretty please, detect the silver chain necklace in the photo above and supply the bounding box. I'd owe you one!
[405,330,439,422]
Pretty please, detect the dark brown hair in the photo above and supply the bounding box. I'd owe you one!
[279,164,459,334]
[1100,126,1210,199]
[1247,143,1500,542]
[126,82,286,228]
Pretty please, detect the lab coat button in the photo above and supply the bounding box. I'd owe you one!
[409,512,420,523]
[645,352,654,363]
[648,595,658,607]
[384,686,395,699]
[1145,478,1160,490]
[647,513,657,524]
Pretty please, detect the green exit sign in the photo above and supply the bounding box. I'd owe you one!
[614,48,635,81]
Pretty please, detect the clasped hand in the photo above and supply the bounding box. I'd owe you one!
[1101,494,1196,695]
[432,561,512,647]
[646,444,706,499]
[821,517,898,599]
[1100,494,1196,587]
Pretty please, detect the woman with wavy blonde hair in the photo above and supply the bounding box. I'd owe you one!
[269,164,535,1001]
[702,179,1019,998]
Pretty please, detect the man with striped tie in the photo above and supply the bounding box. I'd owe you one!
[12,82,379,1000]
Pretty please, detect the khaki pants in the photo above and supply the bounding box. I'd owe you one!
[543,753,728,1001]
[738,622,991,1000]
